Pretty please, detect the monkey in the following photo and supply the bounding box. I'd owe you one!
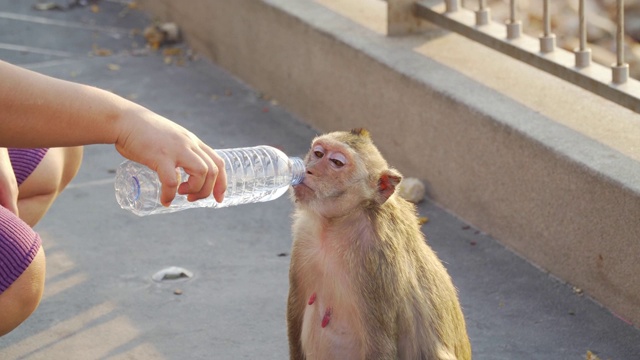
[287,128,471,360]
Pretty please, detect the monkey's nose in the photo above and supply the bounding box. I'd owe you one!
[306,170,313,175]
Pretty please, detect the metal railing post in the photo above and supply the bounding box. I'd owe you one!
[506,0,521,39]
[574,0,592,68]
[476,0,490,26]
[445,0,459,13]
[414,0,640,113]
[612,0,629,84]
[539,0,555,53]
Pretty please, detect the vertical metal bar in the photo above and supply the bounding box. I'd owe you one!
[579,0,587,51]
[539,0,555,53]
[476,0,490,26]
[510,0,516,21]
[574,0,591,68]
[616,0,625,66]
[612,0,629,84]
[506,0,521,39]
[543,0,550,36]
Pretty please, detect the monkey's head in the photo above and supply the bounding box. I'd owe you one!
[293,128,402,218]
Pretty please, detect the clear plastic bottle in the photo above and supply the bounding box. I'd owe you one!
[115,145,305,216]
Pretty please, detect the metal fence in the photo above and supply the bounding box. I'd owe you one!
[395,0,640,114]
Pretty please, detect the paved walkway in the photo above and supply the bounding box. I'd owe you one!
[0,2,638,359]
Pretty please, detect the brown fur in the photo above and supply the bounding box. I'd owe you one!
[287,129,471,359]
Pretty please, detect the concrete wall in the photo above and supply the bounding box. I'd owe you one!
[140,0,640,326]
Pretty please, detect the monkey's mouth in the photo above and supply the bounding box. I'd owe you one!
[293,181,315,200]
[293,182,313,192]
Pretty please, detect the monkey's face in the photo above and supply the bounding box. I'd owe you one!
[293,136,375,218]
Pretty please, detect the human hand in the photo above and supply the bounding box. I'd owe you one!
[0,148,19,216]
[114,106,227,207]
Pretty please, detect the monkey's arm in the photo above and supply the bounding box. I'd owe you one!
[287,269,306,360]
[361,309,398,360]
[359,254,400,360]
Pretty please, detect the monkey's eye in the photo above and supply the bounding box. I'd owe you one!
[312,145,325,159]
[329,153,347,168]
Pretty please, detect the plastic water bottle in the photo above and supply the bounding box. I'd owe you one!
[115,145,305,216]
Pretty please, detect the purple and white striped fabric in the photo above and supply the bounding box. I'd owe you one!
[9,148,48,186]
[0,148,48,294]
[0,207,41,293]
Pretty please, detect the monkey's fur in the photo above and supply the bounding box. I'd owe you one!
[287,129,471,360]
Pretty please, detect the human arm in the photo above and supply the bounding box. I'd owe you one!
[0,60,226,206]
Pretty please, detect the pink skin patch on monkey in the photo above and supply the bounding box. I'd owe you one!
[308,292,317,305]
[321,307,332,328]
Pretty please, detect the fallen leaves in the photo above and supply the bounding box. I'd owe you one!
[162,47,182,57]
[584,350,611,360]
[92,44,112,57]
[32,0,101,12]
[144,22,181,50]
[162,47,187,66]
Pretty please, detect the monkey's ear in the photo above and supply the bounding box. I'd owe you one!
[376,169,402,203]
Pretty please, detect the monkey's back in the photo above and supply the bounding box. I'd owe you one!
[372,196,472,360]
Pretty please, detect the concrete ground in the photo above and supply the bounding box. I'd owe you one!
[0,1,639,359]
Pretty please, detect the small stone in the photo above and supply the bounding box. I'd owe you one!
[33,2,62,11]
[174,289,183,295]
[572,286,583,296]
[397,177,426,203]
[159,23,181,43]
[152,266,193,282]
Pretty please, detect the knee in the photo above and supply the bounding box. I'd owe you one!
[60,146,83,191]
[18,146,83,201]
[0,246,46,337]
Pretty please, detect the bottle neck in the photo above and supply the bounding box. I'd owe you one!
[290,157,305,185]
